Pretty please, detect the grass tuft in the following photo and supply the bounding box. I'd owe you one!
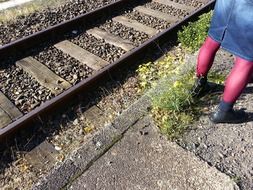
[150,70,196,139]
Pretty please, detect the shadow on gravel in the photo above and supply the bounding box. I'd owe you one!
[245,112,253,122]
[242,86,253,94]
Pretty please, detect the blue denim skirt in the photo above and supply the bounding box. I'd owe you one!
[208,0,253,61]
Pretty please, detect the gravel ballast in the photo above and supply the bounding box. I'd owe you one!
[144,1,189,18]
[124,10,170,30]
[99,20,149,46]
[170,0,204,7]
[0,0,213,189]
[71,33,126,63]
[0,66,141,190]
[0,64,53,113]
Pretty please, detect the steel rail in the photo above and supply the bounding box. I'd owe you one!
[0,0,215,140]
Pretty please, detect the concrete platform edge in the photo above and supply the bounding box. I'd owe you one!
[31,95,151,190]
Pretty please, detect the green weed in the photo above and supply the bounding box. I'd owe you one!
[178,11,212,52]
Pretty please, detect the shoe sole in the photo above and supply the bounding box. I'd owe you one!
[209,114,248,124]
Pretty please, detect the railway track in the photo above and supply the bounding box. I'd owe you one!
[0,0,215,139]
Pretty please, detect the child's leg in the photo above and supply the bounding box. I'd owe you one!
[196,36,221,77]
[210,57,253,123]
[191,36,221,97]
[221,57,253,109]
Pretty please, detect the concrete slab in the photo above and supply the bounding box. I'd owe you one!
[32,95,151,190]
[68,116,238,190]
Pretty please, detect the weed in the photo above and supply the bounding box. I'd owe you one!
[137,47,185,92]
[231,176,241,184]
[150,70,197,139]
[178,11,212,52]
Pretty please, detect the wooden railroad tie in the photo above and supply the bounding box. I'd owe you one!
[54,40,109,71]
[16,57,71,95]
[86,27,136,51]
[0,92,23,129]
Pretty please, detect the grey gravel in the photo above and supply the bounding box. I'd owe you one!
[71,33,126,63]
[144,2,189,18]
[0,64,53,113]
[99,20,149,46]
[178,115,253,190]
[124,10,170,30]
[170,0,204,7]
[34,46,93,85]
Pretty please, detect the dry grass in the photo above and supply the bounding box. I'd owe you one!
[0,0,68,23]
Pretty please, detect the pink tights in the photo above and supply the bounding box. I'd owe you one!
[197,36,253,104]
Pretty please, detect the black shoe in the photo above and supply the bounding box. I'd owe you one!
[191,76,208,98]
[191,76,219,98]
[209,108,248,124]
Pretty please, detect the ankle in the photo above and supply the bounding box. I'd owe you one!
[196,75,207,86]
[218,100,234,112]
